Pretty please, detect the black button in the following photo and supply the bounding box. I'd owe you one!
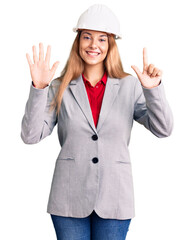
[92,157,98,164]
[92,134,98,141]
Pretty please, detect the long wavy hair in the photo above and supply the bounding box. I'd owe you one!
[50,30,131,116]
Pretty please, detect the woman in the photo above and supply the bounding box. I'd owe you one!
[21,4,173,240]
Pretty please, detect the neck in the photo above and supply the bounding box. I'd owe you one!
[83,63,105,86]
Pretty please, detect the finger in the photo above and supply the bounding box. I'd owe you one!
[156,70,163,76]
[32,45,38,63]
[50,61,60,77]
[148,64,155,75]
[45,45,51,64]
[39,42,44,62]
[26,53,33,67]
[131,65,142,80]
[150,67,159,77]
[143,47,148,72]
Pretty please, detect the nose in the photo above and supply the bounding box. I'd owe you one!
[89,38,98,49]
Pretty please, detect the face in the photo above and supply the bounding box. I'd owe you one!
[79,29,109,66]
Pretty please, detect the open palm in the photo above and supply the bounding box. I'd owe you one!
[131,48,162,89]
[26,43,59,89]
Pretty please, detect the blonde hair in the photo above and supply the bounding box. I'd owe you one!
[50,30,131,116]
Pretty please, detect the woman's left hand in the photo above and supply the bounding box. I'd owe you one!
[131,47,163,89]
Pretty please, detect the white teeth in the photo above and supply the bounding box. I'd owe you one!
[87,52,99,56]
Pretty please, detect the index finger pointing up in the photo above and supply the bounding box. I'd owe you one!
[143,47,148,71]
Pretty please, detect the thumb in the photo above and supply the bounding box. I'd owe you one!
[131,65,142,80]
[51,61,60,77]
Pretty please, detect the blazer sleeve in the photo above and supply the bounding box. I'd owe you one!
[133,79,174,138]
[20,79,60,144]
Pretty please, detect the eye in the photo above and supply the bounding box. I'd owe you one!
[99,39,106,42]
[83,36,90,40]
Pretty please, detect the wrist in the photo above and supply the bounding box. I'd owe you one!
[142,80,161,89]
[32,81,48,89]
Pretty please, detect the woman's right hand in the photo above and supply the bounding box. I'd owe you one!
[26,43,60,89]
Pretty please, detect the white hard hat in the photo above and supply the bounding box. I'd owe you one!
[73,4,122,39]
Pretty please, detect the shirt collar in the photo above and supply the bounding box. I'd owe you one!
[82,70,107,86]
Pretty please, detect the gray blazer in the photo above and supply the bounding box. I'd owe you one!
[21,74,173,220]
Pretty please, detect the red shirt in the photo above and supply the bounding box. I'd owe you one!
[82,71,107,128]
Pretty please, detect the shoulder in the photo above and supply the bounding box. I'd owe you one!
[50,78,61,87]
[49,78,61,91]
[47,78,61,98]
[117,74,139,89]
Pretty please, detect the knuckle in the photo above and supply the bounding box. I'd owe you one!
[150,64,154,68]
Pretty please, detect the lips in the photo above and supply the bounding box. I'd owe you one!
[86,51,100,56]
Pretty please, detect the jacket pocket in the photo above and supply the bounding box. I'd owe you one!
[57,149,75,161]
[57,157,75,161]
[116,160,131,164]
[115,156,131,164]
[116,152,131,164]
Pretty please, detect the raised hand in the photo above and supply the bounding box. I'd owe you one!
[26,43,60,89]
[131,47,162,89]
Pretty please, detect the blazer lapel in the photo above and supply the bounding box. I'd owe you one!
[69,74,120,134]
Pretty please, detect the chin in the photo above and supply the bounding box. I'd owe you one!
[83,57,106,66]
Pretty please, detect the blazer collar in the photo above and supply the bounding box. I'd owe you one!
[69,74,120,134]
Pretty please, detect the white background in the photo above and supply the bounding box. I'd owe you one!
[0,0,193,239]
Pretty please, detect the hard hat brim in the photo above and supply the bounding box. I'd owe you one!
[72,27,122,40]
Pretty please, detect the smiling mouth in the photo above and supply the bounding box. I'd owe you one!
[86,51,100,56]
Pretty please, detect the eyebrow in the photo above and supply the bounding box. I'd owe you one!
[82,31,108,37]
